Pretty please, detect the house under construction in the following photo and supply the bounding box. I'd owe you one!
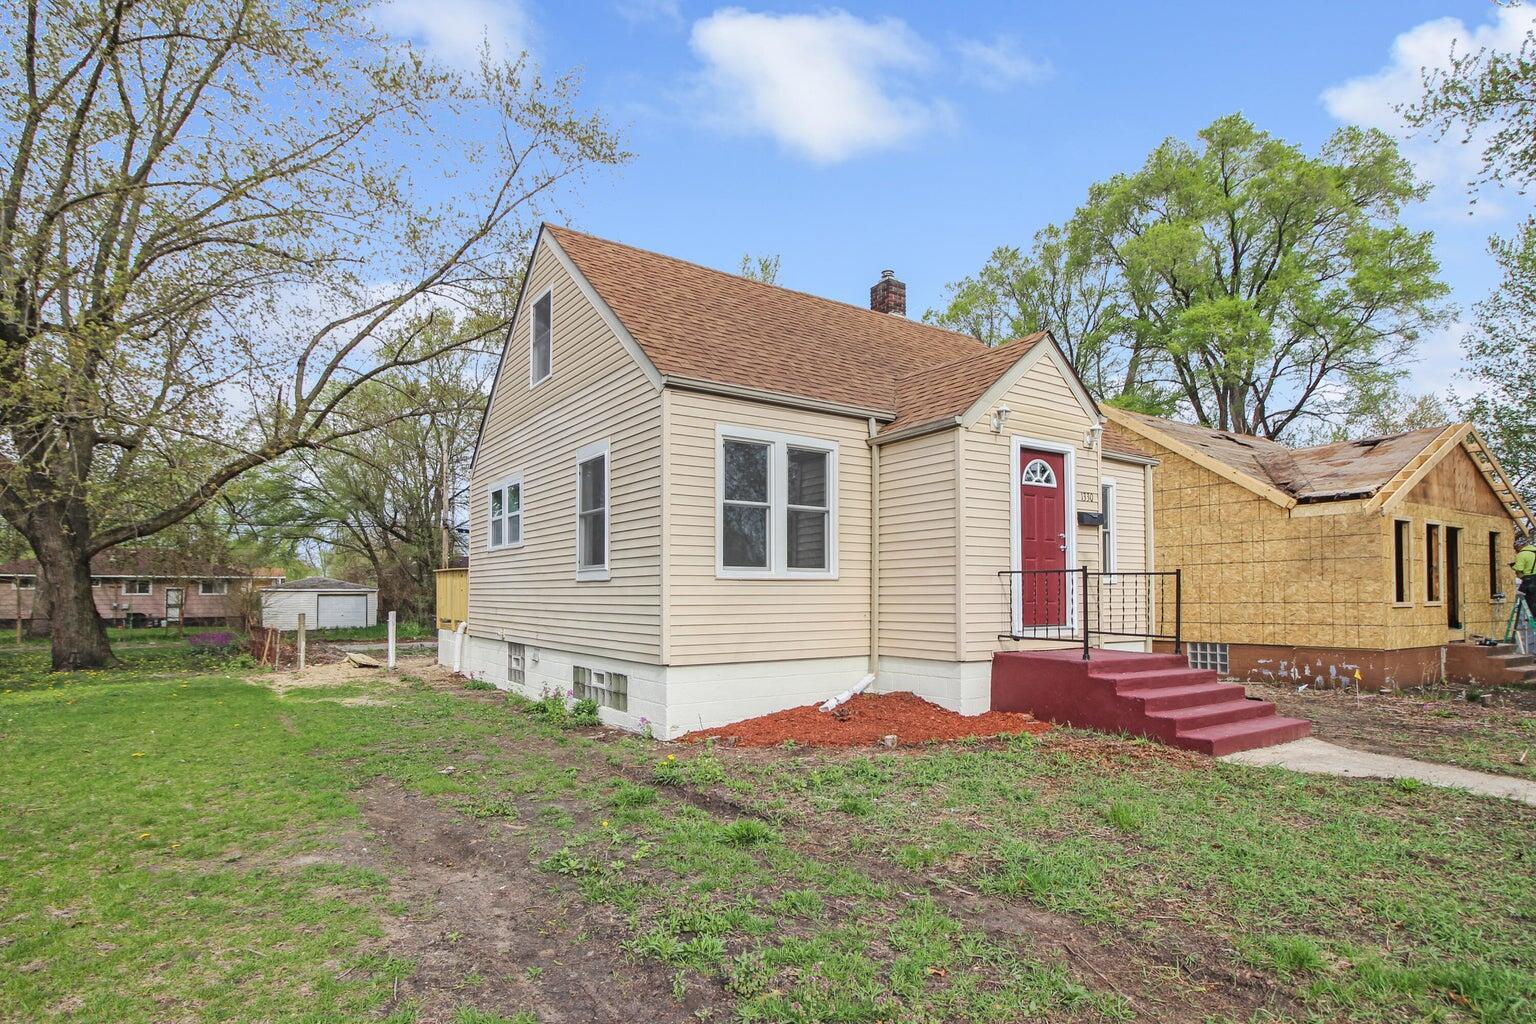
[1106,410,1534,690]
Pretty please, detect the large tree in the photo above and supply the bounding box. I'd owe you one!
[0,0,625,667]
[1405,9,1536,491]
[935,114,1450,438]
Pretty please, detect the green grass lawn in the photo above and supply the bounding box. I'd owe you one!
[1,651,1532,1023]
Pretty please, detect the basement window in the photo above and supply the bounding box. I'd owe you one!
[573,666,627,712]
[1425,523,1442,604]
[1392,519,1412,605]
[1490,531,1504,600]
[1186,642,1229,675]
[507,642,525,686]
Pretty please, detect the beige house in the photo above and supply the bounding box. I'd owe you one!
[448,226,1159,737]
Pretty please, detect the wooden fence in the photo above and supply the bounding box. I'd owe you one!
[434,568,468,631]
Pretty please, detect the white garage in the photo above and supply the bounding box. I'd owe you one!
[260,577,378,630]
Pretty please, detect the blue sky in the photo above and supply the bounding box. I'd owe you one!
[382,1,1534,396]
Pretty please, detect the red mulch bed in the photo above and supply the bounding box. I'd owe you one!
[680,691,1051,748]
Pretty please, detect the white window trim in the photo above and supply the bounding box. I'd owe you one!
[528,286,553,389]
[1101,479,1118,583]
[1008,436,1077,638]
[486,473,525,551]
[125,579,153,596]
[575,439,610,582]
[714,425,839,581]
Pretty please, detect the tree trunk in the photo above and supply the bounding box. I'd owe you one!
[32,528,115,670]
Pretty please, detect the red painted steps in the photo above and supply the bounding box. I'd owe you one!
[991,649,1310,756]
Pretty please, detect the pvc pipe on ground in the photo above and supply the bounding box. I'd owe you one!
[819,673,876,713]
[451,621,468,674]
[387,611,397,670]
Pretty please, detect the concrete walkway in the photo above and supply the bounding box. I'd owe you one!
[1222,738,1536,807]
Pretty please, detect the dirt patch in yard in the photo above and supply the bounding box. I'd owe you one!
[1247,681,1536,780]
[356,779,726,1024]
[680,691,1051,748]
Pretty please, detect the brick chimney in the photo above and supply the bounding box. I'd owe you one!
[870,269,906,316]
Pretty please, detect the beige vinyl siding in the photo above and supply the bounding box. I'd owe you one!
[877,429,958,659]
[468,243,664,662]
[1101,456,1151,636]
[665,390,872,665]
[960,352,1100,659]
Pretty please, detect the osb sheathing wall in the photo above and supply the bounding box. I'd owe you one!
[1138,435,1385,650]
[1141,435,1519,652]
[1384,445,1516,649]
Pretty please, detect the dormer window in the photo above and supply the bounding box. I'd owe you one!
[529,289,552,386]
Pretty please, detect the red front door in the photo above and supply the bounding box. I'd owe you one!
[1018,449,1068,628]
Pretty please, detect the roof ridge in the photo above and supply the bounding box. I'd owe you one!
[545,223,989,351]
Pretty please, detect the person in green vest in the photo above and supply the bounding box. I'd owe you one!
[1516,535,1536,649]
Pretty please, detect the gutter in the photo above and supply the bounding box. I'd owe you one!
[867,416,964,447]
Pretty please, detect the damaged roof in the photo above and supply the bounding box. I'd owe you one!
[1113,410,1448,502]
[544,226,1085,433]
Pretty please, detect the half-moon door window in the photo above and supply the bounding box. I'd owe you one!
[1021,459,1057,487]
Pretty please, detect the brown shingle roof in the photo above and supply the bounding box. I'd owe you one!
[1117,411,1448,502]
[887,334,1048,432]
[1101,421,1151,460]
[547,225,993,416]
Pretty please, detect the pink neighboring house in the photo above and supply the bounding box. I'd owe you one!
[0,556,285,629]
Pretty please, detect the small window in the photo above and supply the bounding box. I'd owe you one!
[1425,523,1442,603]
[1187,642,1229,674]
[16,575,35,590]
[1393,519,1411,604]
[488,475,523,550]
[507,642,526,686]
[125,579,151,596]
[91,577,104,588]
[529,289,552,386]
[1021,459,1057,486]
[1100,482,1117,578]
[1490,531,1504,599]
[199,579,227,596]
[573,665,627,712]
[576,443,609,579]
[717,428,838,578]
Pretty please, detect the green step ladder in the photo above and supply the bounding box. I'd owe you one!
[1502,597,1534,651]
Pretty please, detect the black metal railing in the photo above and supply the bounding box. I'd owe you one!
[996,567,1182,660]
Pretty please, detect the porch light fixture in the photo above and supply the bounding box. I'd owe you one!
[990,403,1011,433]
[1085,423,1104,450]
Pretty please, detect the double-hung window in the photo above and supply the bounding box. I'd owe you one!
[529,289,552,386]
[488,475,523,550]
[717,427,837,578]
[575,441,609,580]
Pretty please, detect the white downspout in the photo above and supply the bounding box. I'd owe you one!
[822,418,882,714]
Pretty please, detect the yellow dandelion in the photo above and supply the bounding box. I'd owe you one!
[666,754,676,761]
[131,752,145,758]
[601,820,610,828]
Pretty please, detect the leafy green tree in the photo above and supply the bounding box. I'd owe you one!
[1406,13,1536,491]
[0,0,626,668]
[1070,114,1448,438]
[738,254,782,284]
[936,115,1450,439]
[925,226,1158,402]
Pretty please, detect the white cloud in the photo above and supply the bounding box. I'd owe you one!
[1320,5,1536,212]
[615,0,682,25]
[955,35,1051,90]
[688,8,944,163]
[375,0,531,72]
